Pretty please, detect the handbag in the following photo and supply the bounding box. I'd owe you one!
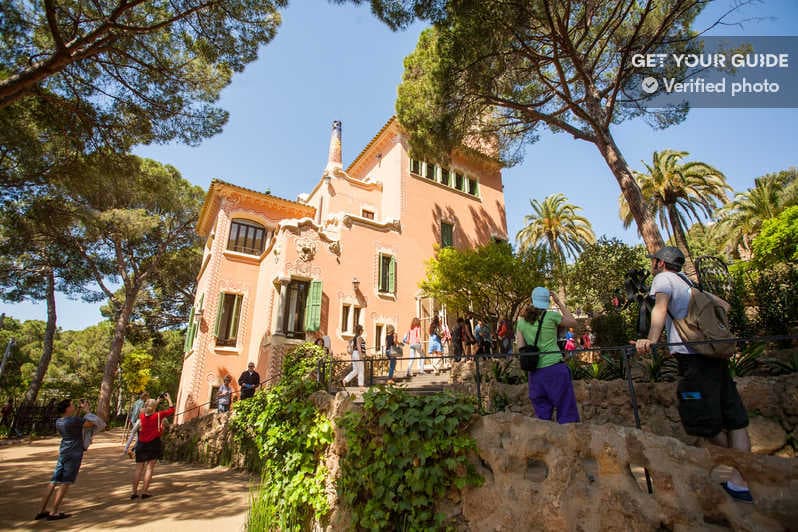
[519,311,547,372]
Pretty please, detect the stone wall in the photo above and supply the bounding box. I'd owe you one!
[450,413,798,531]
[162,377,798,530]
[161,410,256,470]
[482,373,798,457]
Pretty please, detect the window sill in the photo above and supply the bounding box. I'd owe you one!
[377,291,396,300]
[214,346,239,355]
[222,249,262,265]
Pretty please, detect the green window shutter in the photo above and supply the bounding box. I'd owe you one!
[304,280,323,331]
[388,256,396,294]
[188,321,197,350]
[197,293,204,313]
[213,292,224,337]
[230,294,242,339]
[184,305,195,351]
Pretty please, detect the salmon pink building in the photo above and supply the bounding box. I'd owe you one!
[175,118,508,420]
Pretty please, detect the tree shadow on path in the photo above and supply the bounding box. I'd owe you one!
[0,428,253,531]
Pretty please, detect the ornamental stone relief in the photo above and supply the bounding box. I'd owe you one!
[296,237,317,262]
[287,259,321,278]
[328,240,341,256]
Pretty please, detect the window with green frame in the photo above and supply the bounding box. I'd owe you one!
[441,222,454,248]
[378,253,396,294]
[410,158,422,175]
[454,172,465,191]
[214,293,242,347]
[467,177,479,196]
[440,168,450,186]
[424,162,437,180]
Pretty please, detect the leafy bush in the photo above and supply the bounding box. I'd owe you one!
[750,263,798,340]
[636,348,678,382]
[591,311,629,347]
[763,349,798,375]
[338,388,482,531]
[728,342,765,378]
[231,343,333,531]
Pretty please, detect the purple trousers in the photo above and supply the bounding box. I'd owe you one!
[528,362,580,423]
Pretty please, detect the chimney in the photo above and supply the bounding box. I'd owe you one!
[325,120,342,173]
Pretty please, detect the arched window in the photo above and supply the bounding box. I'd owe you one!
[227,219,270,255]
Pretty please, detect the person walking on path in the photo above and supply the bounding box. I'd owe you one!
[404,317,424,377]
[497,317,513,354]
[385,325,399,384]
[463,314,478,356]
[450,317,465,362]
[516,287,580,424]
[428,315,444,374]
[35,398,96,521]
[130,392,148,423]
[342,325,366,387]
[633,246,753,504]
[217,375,234,413]
[123,392,175,499]
[475,320,493,355]
[238,363,260,400]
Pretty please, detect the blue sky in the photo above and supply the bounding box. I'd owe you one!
[2,0,797,330]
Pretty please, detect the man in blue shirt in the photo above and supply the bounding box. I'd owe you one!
[35,398,96,521]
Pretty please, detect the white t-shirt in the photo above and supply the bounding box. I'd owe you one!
[649,271,694,354]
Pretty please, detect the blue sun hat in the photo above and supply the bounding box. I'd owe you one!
[531,286,550,310]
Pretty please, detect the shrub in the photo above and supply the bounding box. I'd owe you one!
[338,388,482,531]
[231,343,333,531]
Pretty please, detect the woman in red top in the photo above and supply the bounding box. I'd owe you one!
[123,392,174,499]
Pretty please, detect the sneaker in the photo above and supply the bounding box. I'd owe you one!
[47,513,71,521]
[721,482,753,503]
[34,511,49,520]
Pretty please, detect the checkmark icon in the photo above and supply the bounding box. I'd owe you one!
[642,77,659,94]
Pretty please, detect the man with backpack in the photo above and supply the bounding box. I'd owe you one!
[633,246,753,503]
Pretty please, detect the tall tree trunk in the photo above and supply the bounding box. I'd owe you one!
[595,133,665,253]
[96,291,137,422]
[21,268,57,409]
[667,204,697,281]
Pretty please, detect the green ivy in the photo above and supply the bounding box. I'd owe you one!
[230,343,333,531]
[338,388,483,531]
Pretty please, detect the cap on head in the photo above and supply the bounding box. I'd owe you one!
[648,246,685,269]
[531,286,550,310]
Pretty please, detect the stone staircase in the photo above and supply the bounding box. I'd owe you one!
[339,367,453,402]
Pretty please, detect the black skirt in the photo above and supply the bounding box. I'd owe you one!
[135,437,162,463]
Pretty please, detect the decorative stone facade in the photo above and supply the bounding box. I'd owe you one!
[175,118,507,421]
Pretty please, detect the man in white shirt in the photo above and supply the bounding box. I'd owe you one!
[634,247,752,503]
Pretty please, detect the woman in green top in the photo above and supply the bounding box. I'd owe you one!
[515,287,580,423]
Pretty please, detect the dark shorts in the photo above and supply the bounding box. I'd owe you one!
[135,437,163,463]
[676,355,749,438]
[51,451,84,484]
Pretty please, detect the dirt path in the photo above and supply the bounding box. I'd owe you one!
[0,428,253,531]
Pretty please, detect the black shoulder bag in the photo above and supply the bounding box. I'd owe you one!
[519,311,547,372]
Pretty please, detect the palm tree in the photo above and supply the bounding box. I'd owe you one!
[713,168,797,259]
[516,193,595,298]
[619,150,731,278]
